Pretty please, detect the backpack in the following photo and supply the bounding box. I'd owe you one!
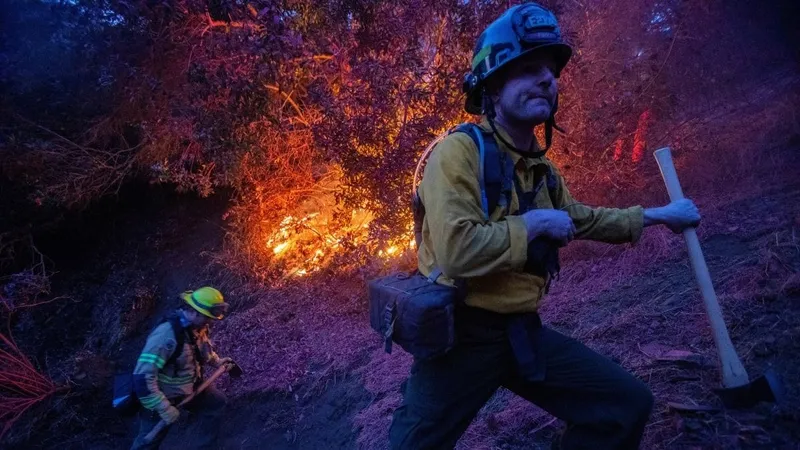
[368,123,560,360]
[111,316,187,414]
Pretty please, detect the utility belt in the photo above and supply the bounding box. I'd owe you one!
[368,263,552,366]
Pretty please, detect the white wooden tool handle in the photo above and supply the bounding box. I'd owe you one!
[653,147,749,388]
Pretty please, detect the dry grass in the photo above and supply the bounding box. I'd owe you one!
[0,328,58,440]
[353,349,412,450]
[0,245,70,314]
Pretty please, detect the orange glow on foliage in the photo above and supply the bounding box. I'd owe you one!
[613,139,625,161]
[632,109,652,163]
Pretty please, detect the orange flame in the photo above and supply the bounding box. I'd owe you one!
[264,208,414,277]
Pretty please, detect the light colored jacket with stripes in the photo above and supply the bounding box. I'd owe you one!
[133,317,221,411]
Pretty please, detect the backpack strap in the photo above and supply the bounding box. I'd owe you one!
[511,165,562,287]
[412,123,500,249]
[450,123,514,219]
[514,164,559,213]
[544,165,560,208]
[164,316,187,369]
[447,123,489,218]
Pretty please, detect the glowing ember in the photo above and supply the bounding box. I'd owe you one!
[273,241,290,255]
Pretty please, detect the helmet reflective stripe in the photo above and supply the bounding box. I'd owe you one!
[472,46,492,71]
[189,292,227,319]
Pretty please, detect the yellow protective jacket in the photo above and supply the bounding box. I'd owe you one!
[133,313,222,411]
[416,118,644,314]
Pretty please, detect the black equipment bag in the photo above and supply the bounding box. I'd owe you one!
[368,270,460,361]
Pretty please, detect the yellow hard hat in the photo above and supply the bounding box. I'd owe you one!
[181,286,229,320]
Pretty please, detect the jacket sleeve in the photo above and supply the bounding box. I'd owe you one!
[132,323,176,411]
[549,164,644,244]
[419,133,528,279]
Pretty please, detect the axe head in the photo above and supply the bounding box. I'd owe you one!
[226,361,243,378]
[713,369,784,409]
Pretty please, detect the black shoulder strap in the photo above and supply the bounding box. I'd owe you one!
[454,123,562,216]
[164,317,186,368]
[546,164,560,207]
[480,127,514,216]
[452,123,513,218]
[515,164,562,213]
[452,123,489,217]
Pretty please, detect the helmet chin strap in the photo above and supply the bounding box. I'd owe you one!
[483,92,563,158]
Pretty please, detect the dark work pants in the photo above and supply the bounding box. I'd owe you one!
[130,385,227,450]
[389,306,654,450]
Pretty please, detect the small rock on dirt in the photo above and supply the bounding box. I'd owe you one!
[639,342,672,358]
[656,349,707,368]
[781,272,800,296]
[668,402,719,412]
[753,336,776,357]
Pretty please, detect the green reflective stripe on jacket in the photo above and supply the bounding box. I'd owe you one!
[157,373,194,385]
[139,392,165,410]
[138,353,166,369]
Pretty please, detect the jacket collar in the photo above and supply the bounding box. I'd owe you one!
[477,117,547,169]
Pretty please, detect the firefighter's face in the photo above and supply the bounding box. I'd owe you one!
[185,308,212,328]
[491,52,558,125]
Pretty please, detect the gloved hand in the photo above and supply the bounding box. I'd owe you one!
[216,356,233,367]
[645,199,701,234]
[521,209,576,244]
[661,198,701,233]
[157,402,181,424]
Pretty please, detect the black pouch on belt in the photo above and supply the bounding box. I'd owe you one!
[524,238,560,279]
[507,313,546,382]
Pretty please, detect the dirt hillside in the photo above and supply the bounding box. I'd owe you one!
[5,157,800,449]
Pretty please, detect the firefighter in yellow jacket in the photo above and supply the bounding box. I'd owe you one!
[390,3,701,449]
[130,287,231,450]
